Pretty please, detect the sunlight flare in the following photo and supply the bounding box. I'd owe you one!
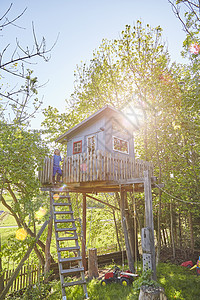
[16,228,27,241]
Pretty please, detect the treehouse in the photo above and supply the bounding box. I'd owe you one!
[39,105,154,193]
[38,105,157,299]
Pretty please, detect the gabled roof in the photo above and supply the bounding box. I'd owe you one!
[55,104,136,144]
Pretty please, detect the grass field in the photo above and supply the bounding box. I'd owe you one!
[6,262,200,300]
[0,200,18,243]
[0,201,17,227]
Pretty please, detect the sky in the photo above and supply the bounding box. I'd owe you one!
[1,0,187,129]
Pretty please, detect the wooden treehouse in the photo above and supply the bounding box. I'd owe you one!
[39,105,157,299]
[39,105,154,193]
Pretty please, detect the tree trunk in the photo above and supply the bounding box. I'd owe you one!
[188,210,194,252]
[120,190,135,272]
[44,219,53,276]
[44,192,53,277]
[0,220,49,300]
[156,189,162,264]
[139,286,167,300]
[170,202,175,259]
[124,193,136,260]
[1,194,55,263]
[34,245,45,266]
[0,234,4,294]
[162,229,167,246]
[113,210,121,252]
[133,192,139,266]
[178,212,182,248]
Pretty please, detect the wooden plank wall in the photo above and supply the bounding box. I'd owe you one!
[39,150,154,184]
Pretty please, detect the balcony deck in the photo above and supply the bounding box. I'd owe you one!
[39,150,154,193]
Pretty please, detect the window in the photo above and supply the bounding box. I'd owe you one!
[113,136,129,154]
[73,140,82,154]
[87,135,96,154]
[112,119,127,135]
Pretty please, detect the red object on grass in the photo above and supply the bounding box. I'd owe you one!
[181,261,193,268]
[105,272,114,279]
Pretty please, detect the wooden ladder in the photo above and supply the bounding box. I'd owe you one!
[51,189,88,300]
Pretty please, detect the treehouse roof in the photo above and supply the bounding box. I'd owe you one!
[55,104,137,144]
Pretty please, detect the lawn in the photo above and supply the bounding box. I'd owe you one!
[0,200,18,243]
[0,200,18,227]
[48,263,200,300]
[5,262,200,300]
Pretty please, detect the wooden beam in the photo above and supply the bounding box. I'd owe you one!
[82,193,87,271]
[85,194,120,210]
[120,190,135,273]
[116,178,145,184]
[144,170,156,281]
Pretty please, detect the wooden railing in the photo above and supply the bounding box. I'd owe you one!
[39,150,153,185]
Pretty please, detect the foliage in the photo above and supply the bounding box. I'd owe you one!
[0,122,50,227]
[132,268,159,291]
[5,262,200,300]
[0,4,52,125]
[71,193,120,251]
[42,21,171,138]
[0,234,35,269]
[40,17,200,257]
[0,4,53,275]
[5,275,53,300]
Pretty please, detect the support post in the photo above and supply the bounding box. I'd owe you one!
[144,170,156,280]
[82,193,87,271]
[120,190,135,273]
[88,248,99,279]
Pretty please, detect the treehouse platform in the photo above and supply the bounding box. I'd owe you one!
[39,150,154,193]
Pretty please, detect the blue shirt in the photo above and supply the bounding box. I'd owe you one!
[54,154,62,167]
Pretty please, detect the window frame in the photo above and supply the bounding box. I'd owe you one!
[87,134,96,154]
[73,140,82,154]
[112,136,129,154]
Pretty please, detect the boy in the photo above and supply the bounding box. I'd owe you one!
[53,149,62,183]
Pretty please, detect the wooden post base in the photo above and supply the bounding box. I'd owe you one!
[88,248,99,279]
[139,286,167,300]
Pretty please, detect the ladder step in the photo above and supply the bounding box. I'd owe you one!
[61,267,84,275]
[55,227,77,232]
[53,195,70,199]
[55,219,75,223]
[62,279,86,287]
[57,236,78,241]
[52,191,88,296]
[59,256,82,263]
[58,246,80,252]
[54,211,73,214]
[53,202,71,206]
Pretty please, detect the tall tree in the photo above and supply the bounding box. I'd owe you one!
[0,4,55,274]
[42,21,182,264]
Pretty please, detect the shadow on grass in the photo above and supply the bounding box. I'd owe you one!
[157,262,200,300]
[49,279,139,300]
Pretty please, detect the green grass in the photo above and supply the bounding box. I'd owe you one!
[0,200,18,243]
[157,262,200,300]
[0,200,18,227]
[6,262,200,300]
[47,264,200,300]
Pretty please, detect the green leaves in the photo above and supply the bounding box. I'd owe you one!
[0,121,49,216]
